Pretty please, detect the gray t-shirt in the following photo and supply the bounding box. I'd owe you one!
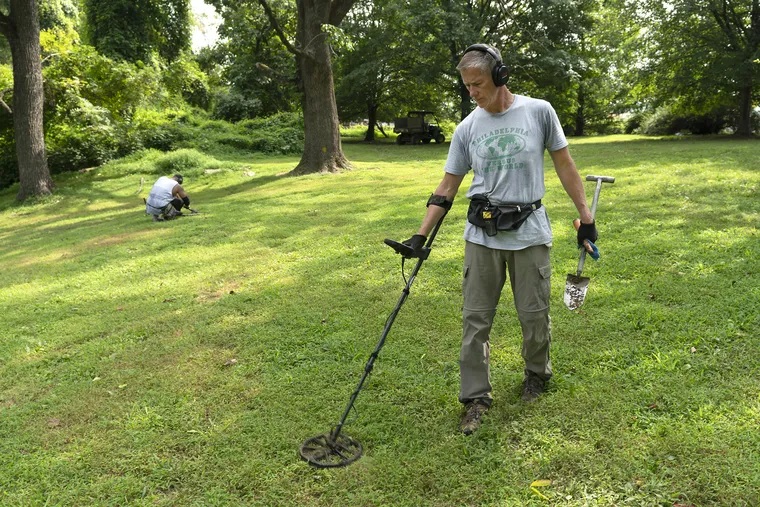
[444,94,568,250]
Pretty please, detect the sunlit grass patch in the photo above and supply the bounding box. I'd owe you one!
[0,135,758,506]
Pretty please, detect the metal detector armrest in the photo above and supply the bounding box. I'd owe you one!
[383,238,430,260]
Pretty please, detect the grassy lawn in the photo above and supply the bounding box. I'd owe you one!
[1,135,758,506]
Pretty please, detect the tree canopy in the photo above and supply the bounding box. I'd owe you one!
[84,0,191,63]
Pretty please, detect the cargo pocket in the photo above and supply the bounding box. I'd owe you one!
[536,263,552,310]
[518,263,551,312]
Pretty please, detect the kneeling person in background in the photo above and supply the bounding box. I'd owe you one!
[145,173,190,221]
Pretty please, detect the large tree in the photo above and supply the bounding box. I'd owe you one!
[207,1,300,118]
[639,0,760,135]
[336,0,452,141]
[257,0,358,174]
[0,0,53,201]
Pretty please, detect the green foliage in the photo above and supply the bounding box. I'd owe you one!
[635,0,760,135]
[638,105,732,135]
[153,148,214,174]
[237,111,303,131]
[38,0,79,31]
[127,109,193,152]
[127,110,304,156]
[83,0,190,63]
[0,135,15,189]
[35,40,165,173]
[0,19,303,189]
[43,43,163,121]
[205,0,300,116]
[45,99,121,172]
[211,88,263,122]
[336,0,452,132]
[162,54,212,110]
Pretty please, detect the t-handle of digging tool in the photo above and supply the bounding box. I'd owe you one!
[576,175,615,277]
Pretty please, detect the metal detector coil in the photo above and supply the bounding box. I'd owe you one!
[299,432,363,468]
[299,214,447,468]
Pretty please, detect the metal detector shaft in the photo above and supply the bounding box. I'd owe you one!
[329,216,446,441]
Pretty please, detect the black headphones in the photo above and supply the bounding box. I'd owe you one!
[463,44,510,87]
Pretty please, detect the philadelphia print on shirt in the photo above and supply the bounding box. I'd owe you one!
[472,127,530,173]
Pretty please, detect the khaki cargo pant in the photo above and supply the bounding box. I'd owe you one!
[459,241,553,405]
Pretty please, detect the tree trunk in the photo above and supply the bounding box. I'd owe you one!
[0,0,53,200]
[364,104,377,142]
[575,82,586,136]
[736,83,753,136]
[459,79,472,121]
[291,0,350,175]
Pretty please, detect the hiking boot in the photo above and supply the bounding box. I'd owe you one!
[521,374,546,403]
[459,401,489,435]
[152,214,164,222]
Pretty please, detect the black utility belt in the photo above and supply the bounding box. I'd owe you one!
[467,194,542,236]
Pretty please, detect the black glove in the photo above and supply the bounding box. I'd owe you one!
[402,234,427,257]
[182,196,190,208]
[577,220,598,247]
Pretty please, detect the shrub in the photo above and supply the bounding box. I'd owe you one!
[0,135,16,190]
[45,99,120,172]
[238,112,303,131]
[153,148,213,175]
[638,105,732,135]
[625,111,646,134]
[163,55,211,110]
[237,112,304,154]
[212,89,262,122]
[128,109,192,152]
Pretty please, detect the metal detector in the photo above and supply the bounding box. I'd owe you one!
[299,215,446,468]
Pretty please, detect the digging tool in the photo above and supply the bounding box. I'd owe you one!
[564,175,615,310]
[299,215,446,468]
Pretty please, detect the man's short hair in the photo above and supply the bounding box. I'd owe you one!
[457,46,502,75]
[173,174,184,185]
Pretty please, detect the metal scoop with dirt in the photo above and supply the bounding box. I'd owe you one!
[564,175,615,310]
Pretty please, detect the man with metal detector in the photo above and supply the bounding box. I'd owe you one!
[145,173,192,221]
[398,44,598,435]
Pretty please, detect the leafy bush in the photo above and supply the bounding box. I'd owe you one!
[638,107,672,135]
[153,148,213,174]
[212,89,263,122]
[0,135,16,190]
[127,109,193,152]
[96,148,222,181]
[45,99,121,172]
[638,105,732,135]
[163,55,211,110]
[43,44,163,122]
[238,112,303,131]
[237,112,304,154]
[624,111,646,134]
